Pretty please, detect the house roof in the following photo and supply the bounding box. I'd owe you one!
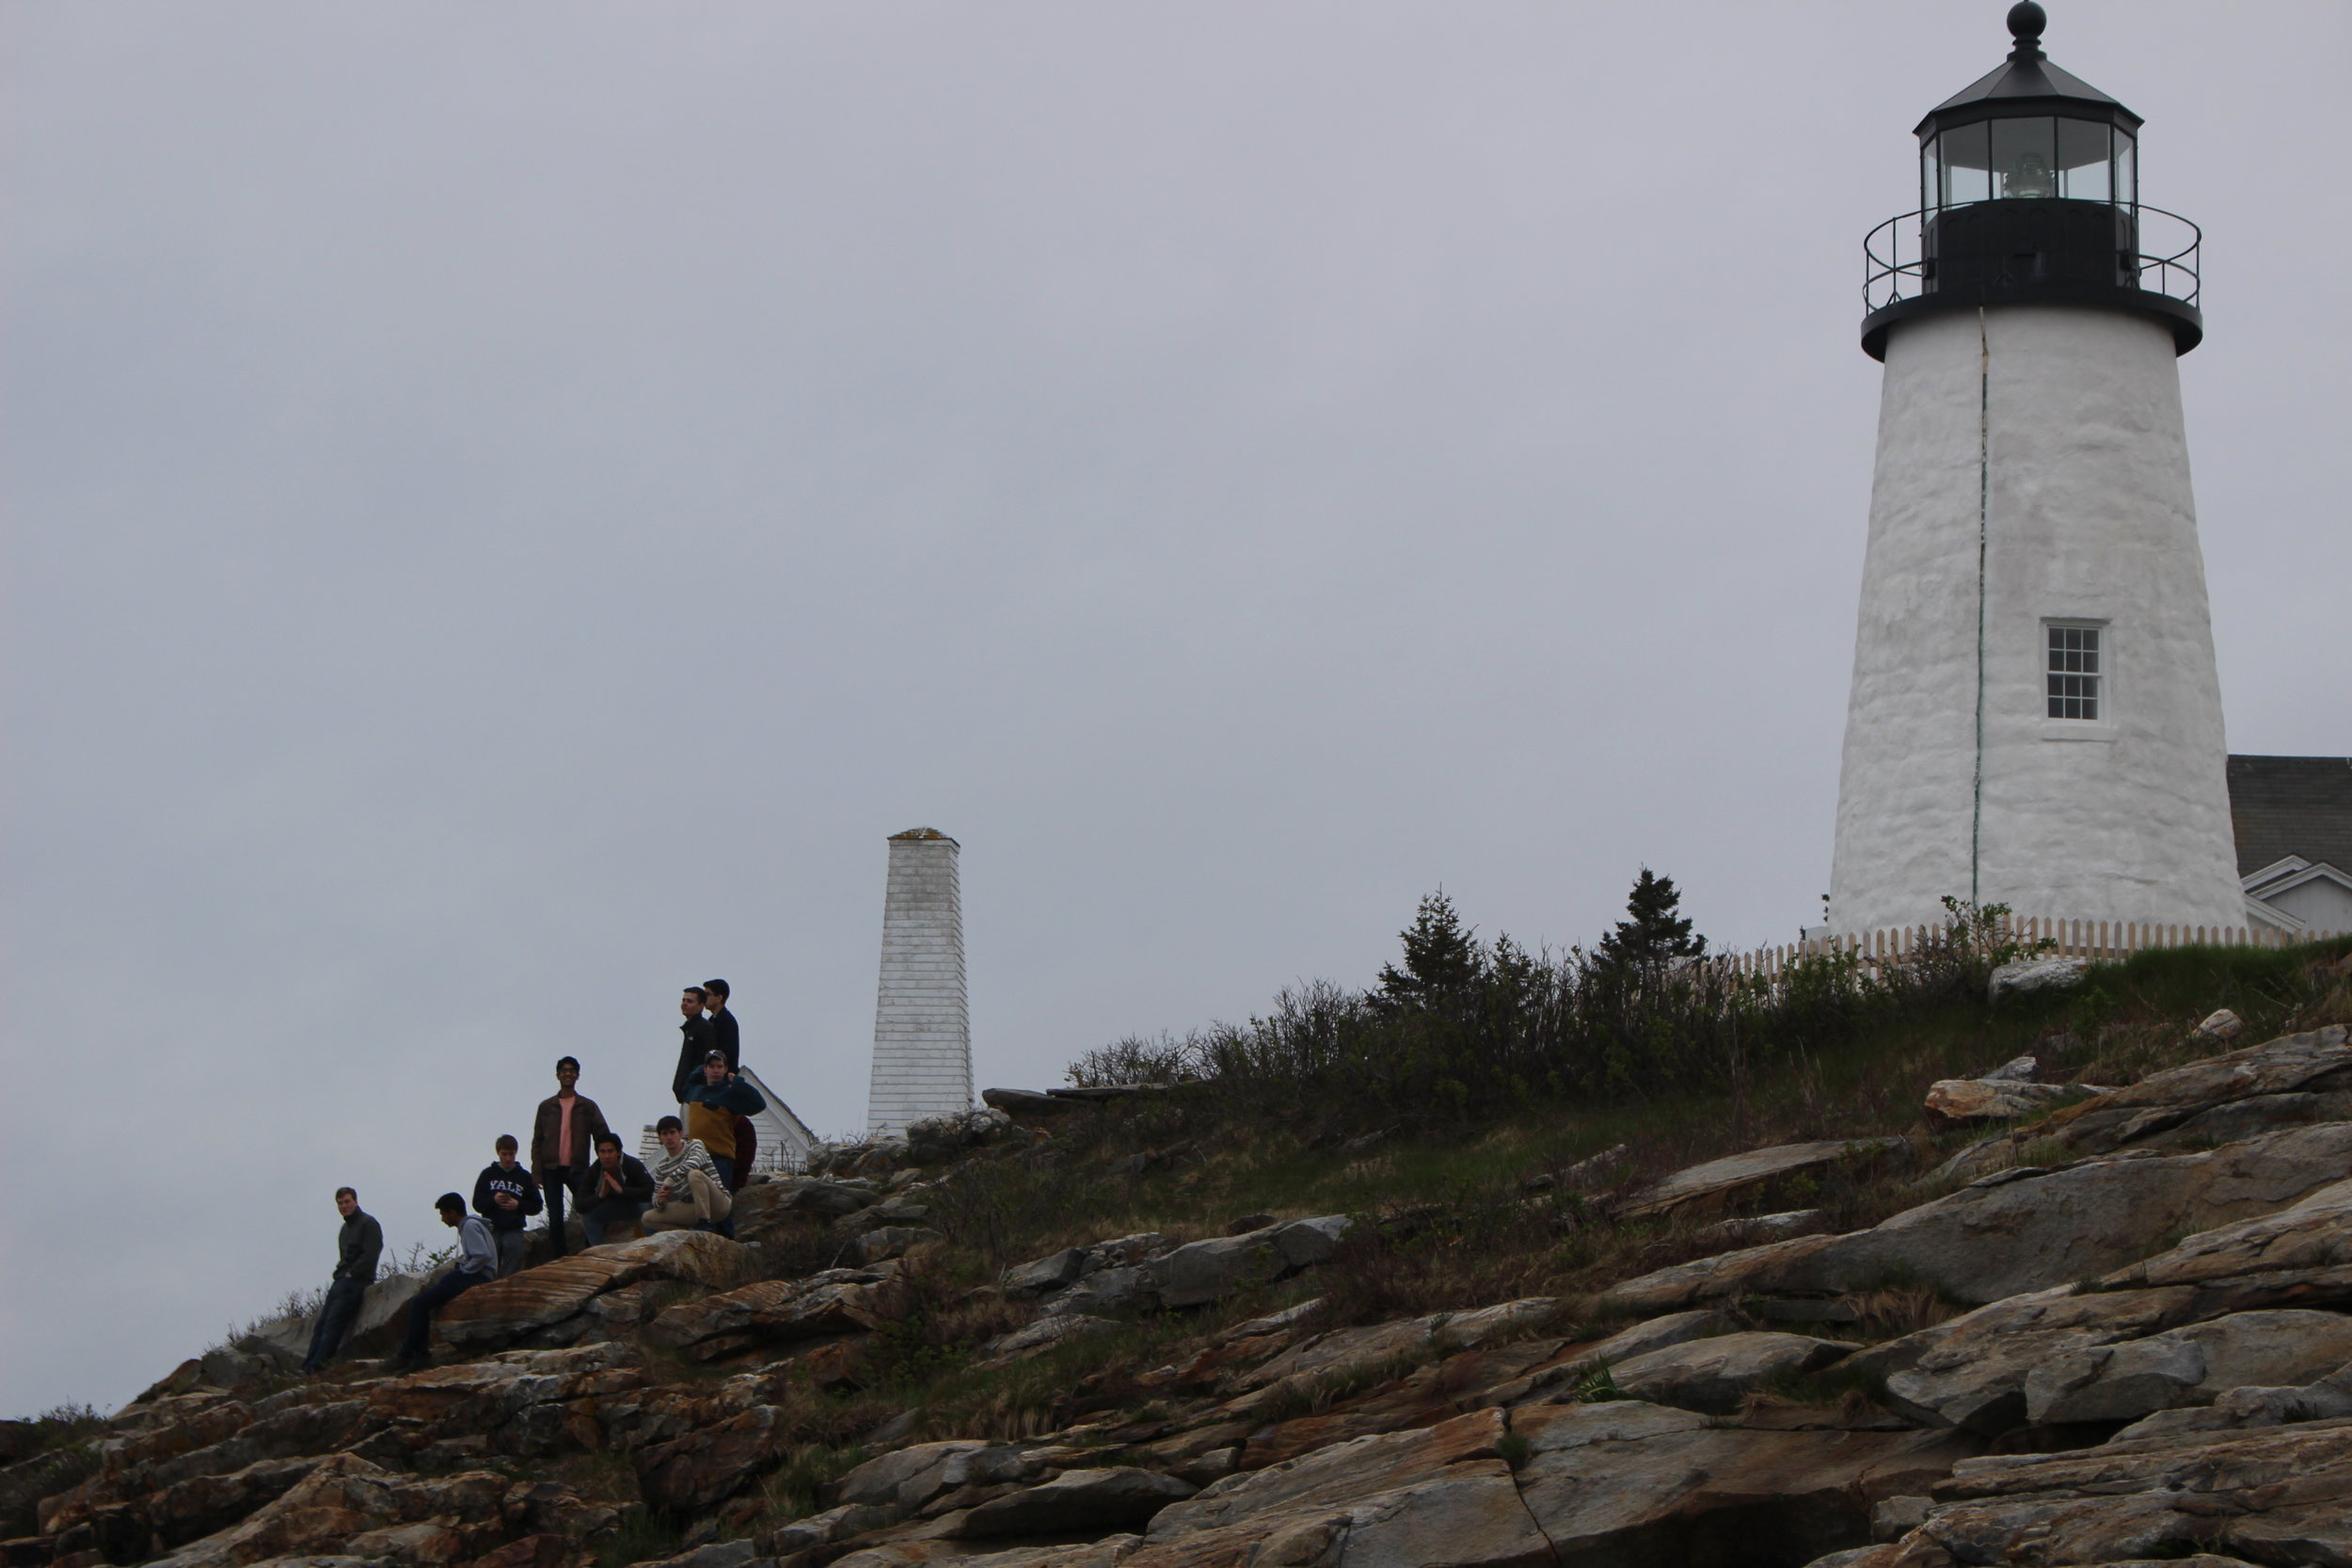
[737,1064,818,1152]
[2228,755,2352,878]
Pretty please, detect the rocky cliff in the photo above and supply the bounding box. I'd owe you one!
[11,1016,2352,1568]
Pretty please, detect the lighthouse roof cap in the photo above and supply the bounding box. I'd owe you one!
[1917,5,2140,138]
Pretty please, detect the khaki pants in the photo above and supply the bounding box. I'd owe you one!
[641,1166,732,1233]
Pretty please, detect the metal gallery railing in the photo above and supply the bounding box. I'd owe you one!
[1864,201,2201,314]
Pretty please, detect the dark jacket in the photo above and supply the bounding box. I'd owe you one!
[681,1072,765,1118]
[531,1092,612,1171]
[571,1154,654,1209]
[707,1009,740,1072]
[473,1162,544,1232]
[671,1015,713,1102]
[333,1210,384,1283]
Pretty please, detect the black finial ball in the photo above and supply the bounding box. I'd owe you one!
[2007,2,2047,41]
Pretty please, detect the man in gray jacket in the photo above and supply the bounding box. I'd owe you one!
[299,1187,382,1374]
[391,1194,498,1368]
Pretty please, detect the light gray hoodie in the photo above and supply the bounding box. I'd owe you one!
[456,1213,497,1277]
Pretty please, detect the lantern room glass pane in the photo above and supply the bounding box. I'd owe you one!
[1989,117,2058,198]
[2055,119,2112,201]
[2115,132,2137,206]
[1938,123,1991,206]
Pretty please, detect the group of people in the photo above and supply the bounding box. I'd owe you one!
[297,980,771,1374]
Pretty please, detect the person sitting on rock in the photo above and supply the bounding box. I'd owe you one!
[642,1115,732,1234]
[298,1186,381,1374]
[574,1131,655,1245]
[391,1193,498,1368]
[472,1134,544,1277]
[681,1050,766,1191]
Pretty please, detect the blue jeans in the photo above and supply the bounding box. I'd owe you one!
[301,1277,367,1372]
[397,1268,486,1361]
[580,1198,647,1246]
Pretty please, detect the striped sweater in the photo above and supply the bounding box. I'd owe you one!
[650,1138,719,1199]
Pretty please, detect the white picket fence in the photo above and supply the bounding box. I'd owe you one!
[1723,914,2346,985]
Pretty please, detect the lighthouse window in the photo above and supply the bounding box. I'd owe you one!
[2056,119,2114,201]
[1989,118,2058,200]
[2046,625,2102,721]
[1935,122,1992,207]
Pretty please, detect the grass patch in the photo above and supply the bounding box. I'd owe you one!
[758,1442,869,1520]
[1569,1361,1626,1403]
[1254,1349,1431,1427]
[594,1508,681,1568]
[537,1450,642,1507]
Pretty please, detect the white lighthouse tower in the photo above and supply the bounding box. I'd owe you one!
[1827,4,2244,935]
[866,828,973,1136]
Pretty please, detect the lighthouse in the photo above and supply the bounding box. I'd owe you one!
[1826,4,2244,935]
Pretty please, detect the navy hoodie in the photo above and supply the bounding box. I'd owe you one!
[473,1162,544,1232]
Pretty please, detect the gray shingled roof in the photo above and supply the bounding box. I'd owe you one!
[2228,754,2352,877]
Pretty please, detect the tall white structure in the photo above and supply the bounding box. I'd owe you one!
[1828,4,2243,935]
[866,828,972,1135]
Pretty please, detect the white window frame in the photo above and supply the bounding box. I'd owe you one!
[2042,618,2115,740]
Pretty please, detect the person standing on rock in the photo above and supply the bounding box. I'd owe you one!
[531,1056,609,1259]
[668,985,713,1103]
[642,1115,732,1233]
[393,1194,498,1368]
[298,1187,381,1374]
[574,1132,655,1244]
[472,1134,543,1277]
[704,978,739,1072]
[681,1049,765,1193]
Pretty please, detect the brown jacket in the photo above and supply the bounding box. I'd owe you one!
[532,1092,612,1172]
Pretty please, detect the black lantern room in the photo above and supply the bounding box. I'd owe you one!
[1861,3,2201,359]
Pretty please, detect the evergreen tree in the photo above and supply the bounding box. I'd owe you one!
[1595,868,1706,966]
[1375,891,1485,1009]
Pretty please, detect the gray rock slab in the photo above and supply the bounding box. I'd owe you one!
[979,1088,1078,1116]
[834,1440,989,1508]
[975,1314,1117,1366]
[1923,1078,2078,1125]
[1581,1309,1738,1366]
[1692,1210,1831,1251]
[1619,1138,1909,1220]
[1508,1402,1973,1567]
[1604,1330,1860,1414]
[1605,1122,2352,1312]
[1148,1215,1352,1309]
[2103,1172,2352,1290]
[1868,1418,2352,1567]
[1001,1248,1086,1300]
[1848,1286,2202,1434]
[1987,956,2090,1000]
[1042,1264,1156,1318]
[2025,1308,2352,1425]
[2038,1026,2352,1157]
[953,1467,1196,1538]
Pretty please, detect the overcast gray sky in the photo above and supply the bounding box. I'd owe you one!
[5,2,2346,1416]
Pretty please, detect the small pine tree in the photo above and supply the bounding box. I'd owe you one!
[1375,891,1486,1009]
[1595,868,1707,966]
